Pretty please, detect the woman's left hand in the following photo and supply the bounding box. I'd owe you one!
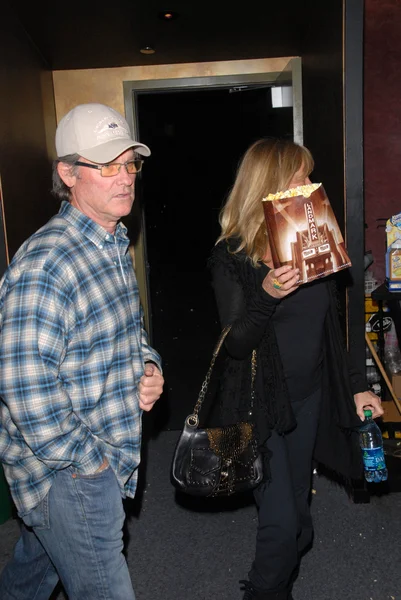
[354,390,384,420]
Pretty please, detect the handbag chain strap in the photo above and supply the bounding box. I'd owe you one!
[186,325,257,427]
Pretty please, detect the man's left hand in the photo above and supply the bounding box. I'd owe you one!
[354,390,384,420]
[139,364,164,411]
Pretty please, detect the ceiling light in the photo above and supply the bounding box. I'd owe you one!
[159,10,178,20]
[140,46,156,55]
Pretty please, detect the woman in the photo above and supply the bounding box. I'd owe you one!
[209,138,383,600]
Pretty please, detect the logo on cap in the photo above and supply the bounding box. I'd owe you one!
[108,123,118,129]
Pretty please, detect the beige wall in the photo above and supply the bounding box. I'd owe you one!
[52,57,293,120]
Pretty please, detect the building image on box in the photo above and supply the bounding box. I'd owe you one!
[263,184,352,284]
[290,200,348,281]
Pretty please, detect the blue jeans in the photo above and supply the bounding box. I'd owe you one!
[0,465,136,599]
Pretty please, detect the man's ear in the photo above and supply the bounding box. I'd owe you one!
[57,162,77,188]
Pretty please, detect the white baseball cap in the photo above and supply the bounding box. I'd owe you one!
[55,103,151,163]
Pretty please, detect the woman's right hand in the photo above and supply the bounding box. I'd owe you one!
[262,265,300,299]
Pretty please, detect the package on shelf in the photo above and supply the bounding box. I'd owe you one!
[365,297,391,343]
[365,295,380,341]
[385,212,401,290]
[383,321,401,375]
[364,269,377,295]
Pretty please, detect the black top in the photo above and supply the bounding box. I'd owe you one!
[209,239,367,481]
[273,280,330,400]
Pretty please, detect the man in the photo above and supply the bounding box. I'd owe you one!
[0,103,164,599]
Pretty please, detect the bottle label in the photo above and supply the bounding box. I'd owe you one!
[361,447,386,471]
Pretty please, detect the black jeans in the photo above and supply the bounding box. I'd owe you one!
[249,387,322,596]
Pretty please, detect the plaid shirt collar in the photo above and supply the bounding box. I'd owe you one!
[59,201,129,249]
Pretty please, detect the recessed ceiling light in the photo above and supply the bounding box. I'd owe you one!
[159,10,178,20]
[140,46,156,55]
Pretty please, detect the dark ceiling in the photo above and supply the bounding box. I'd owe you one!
[10,1,305,71]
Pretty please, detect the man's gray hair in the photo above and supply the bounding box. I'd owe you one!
[52,154,80,202]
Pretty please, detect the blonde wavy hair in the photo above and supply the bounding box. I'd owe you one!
[217,138,314,265]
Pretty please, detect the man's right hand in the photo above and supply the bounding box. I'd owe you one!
[95,457,109,473]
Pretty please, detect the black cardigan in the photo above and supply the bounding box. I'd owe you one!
[209,239,367,481]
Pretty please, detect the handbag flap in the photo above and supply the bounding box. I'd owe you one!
[205,422,253,460]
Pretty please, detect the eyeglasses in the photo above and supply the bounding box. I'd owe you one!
[74,159,144,177]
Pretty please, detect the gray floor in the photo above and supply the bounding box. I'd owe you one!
[1,430,400,600]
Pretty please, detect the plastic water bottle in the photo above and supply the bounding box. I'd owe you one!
[384,322,401,374]
[359,409,388,483]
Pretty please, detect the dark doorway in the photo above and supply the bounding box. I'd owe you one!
[137,86,293,431]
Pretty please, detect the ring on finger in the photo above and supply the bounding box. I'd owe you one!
[272,277,282,289]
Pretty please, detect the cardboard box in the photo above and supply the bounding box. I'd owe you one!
[365,295,379,341]
[385,212,401,290]
[262,183,351,285]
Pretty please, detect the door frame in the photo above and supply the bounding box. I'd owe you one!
[123,58,303,333]
[343,0,365,374]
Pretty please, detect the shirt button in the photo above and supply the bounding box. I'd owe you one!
[99,244,103,249]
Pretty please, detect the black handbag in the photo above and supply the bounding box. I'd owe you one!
[171,325,263,497]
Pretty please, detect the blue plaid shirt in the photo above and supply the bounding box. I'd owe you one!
[0,201,161,516]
